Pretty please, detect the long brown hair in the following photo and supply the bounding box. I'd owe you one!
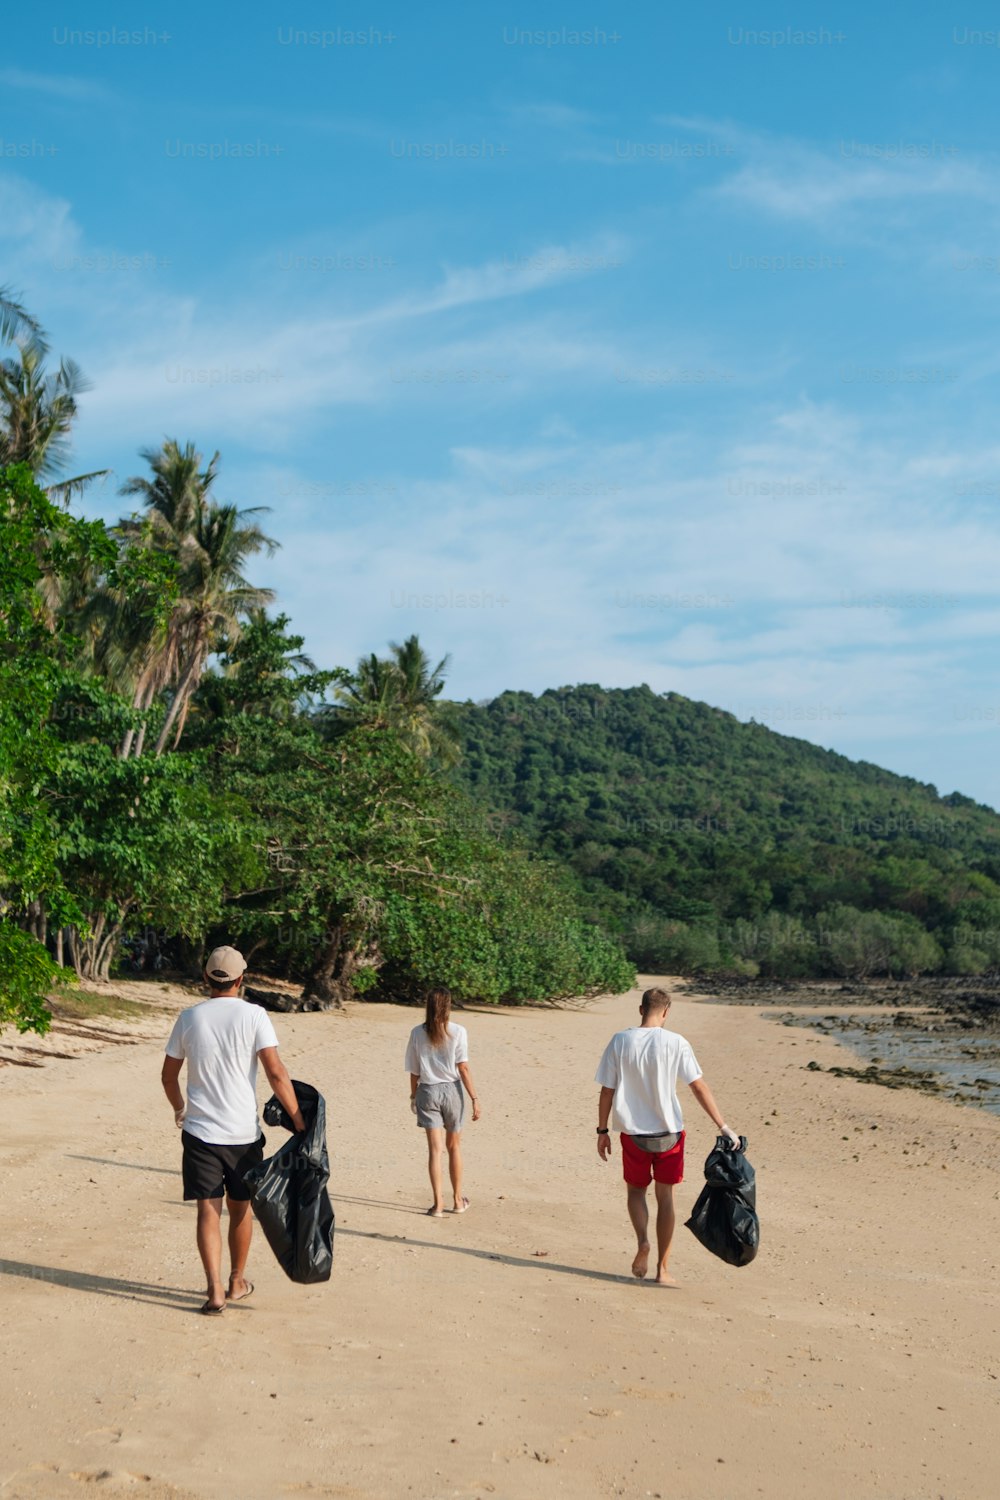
[423,986,452,1048]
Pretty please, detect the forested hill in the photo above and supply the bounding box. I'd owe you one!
[450,686,1000,978]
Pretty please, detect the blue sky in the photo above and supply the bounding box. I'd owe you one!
[5,3,1000,805]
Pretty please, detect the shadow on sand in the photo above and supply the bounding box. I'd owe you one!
[336,1225,632,1286]
[0,1257,198,1311]
[330,1191,431,1217]
[67,1153,175,1176]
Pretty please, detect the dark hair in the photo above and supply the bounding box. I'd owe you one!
[640,987,671,1016]
[423,986,452,1048]
[207,973,244,995]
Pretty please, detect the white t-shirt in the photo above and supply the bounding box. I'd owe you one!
[404,1022,468,1085]
[594,1026,702,1134]
[165,996,279,1145]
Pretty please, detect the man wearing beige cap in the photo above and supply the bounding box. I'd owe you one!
[161,945,305,1314]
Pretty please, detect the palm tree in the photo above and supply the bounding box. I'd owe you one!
[119,439,219,542]
[151,499,277,755]
[111,442,223,753]
[0,331,106,500]
[0,284,46,350]
[199,609,323,722]
[80,529,180,758]
[387,634,460,763]
[333,652,403,731]
[92,441,277,756]
[327,633,461,763]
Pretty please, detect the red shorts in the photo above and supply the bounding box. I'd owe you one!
[621,1130,685,1187]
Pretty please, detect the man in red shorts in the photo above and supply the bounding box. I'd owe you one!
[595,987,739,1285]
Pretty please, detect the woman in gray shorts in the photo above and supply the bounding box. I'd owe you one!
[405,986,481,1216]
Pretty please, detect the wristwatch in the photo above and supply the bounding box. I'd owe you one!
[596,1127,609,1135]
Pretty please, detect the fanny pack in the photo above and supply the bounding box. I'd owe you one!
[629,1130,682,1154]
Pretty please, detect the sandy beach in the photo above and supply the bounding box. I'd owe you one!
[2,976,998,1500]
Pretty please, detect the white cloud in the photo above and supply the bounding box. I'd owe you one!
[7,160,1000,801]
[651,114,999,229]
[2,176,638,453]
[0,174,81,264]
[504,102,600,131]
[226,393,1000,812]
[716,154,988,224]
[0,67,110,102]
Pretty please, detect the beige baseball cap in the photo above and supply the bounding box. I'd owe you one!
[204,945,246,984]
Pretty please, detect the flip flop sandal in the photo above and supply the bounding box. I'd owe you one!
[200,1299,226,1315]
[452,1198,470,1214]
[226,1281,254,1303]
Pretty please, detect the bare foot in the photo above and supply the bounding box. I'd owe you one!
[631,1242,651,1279]
[653,1270,679,1287]
[226,1277,254,1303]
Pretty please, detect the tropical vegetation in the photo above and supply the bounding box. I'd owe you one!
[6,288,999,1035]
[450,687,1000,980]
[0,296,633,1031]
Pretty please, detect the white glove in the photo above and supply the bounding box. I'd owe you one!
[174,1107,186,1129]
[720,1125,741,1150]
[410,1097,418,1115]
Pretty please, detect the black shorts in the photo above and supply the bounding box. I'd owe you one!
[181,1131,264,1202]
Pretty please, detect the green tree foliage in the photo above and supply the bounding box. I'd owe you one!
[0,285,45,349]
[379,815,634,1003]
[50,678,262,981]
[324,633,462,764]
[211,716,463,1003]
[0,465,114,1027]
[0,926,62,1034]
[0,296,106,500]
[198,611,342,724]
[450,686,1000,978]
[0,303,636,1025]
[17,287,997,1013]
[114,441,278,756]
[201,708,629,1008]
[815,906,943,979]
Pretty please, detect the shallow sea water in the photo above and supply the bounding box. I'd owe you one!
[814,1021,1000,1116]
[773,1008,1000,1116]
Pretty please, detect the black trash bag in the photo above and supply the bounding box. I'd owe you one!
[684,1134,759,1268]
[701,1134,756,1204]
[243,1079,334,1284]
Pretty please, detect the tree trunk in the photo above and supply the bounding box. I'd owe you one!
[120,680,150,760]
[175,934,204,978]
[65,926,83,980]
[299,924,351,1010]
[154,650,203,757]
[75,912,105,982]
[66,911,125,982]
[54,927,64,967]
[171,690,195,750]
[94,924,122,982]
[130,680,160,759]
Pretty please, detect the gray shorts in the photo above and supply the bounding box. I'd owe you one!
[415,1080,465,1132]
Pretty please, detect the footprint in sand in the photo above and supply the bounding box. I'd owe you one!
[7,1465,198,1498]
[70,1474,150,1486]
